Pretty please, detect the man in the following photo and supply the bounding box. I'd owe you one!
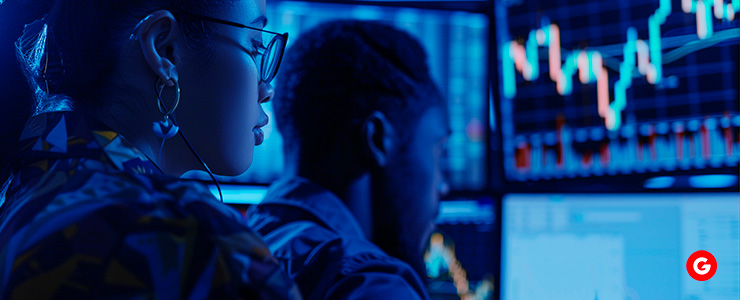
[247,20,449,300]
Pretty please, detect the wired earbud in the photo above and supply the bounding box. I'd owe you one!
[152,77,223,202]
[153,78,180,139]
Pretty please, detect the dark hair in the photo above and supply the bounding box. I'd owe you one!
[272,20,444,161]
[0,0,234,182]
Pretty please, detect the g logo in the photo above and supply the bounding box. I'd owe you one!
[693,257,710,275]
[687,250,717,281]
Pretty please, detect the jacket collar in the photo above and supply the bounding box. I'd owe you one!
[13,110,162,177]
[260,177,367,240]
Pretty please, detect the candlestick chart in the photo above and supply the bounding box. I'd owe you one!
[496,0,740,181]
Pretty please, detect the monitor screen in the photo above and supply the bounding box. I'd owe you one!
[185,1,490,191]
[501,193,740,300]
[494,0,740,182]
[425,198,496,299]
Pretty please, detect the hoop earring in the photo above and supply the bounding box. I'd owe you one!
[149,77,224,202]
[152,78,180,139]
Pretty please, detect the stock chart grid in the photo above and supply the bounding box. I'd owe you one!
[495,0,740,182]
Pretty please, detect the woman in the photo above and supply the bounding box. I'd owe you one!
[0,0,299,299]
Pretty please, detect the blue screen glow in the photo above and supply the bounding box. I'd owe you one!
[502,193,740,300]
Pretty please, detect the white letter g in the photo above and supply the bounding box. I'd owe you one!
[693,257,711,275]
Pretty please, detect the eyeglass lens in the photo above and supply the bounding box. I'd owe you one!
[261,32,285,83]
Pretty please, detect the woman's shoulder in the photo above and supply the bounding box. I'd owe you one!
[56,169,245,228]
[0,169,294,300]
[2,168,249,247]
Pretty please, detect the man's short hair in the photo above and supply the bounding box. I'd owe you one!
[272,20,444,159]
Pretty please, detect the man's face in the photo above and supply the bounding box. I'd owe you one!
[374,105,449,276]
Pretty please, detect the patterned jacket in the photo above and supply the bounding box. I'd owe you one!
[0,111,302,300]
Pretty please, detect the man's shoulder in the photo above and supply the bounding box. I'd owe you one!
[291,224,428,300]
[247,201,388,262]
[247,206,429,300]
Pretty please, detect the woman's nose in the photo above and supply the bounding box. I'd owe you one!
[259,82,275,104]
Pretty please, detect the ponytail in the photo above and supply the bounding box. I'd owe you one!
[0,0,54,183]
[1,0,233,184]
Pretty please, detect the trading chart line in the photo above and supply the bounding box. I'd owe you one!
[502,0,739,131]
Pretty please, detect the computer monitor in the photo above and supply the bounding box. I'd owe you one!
[186,0,490,191]
[501,193,740,300]
[493,0,740,183]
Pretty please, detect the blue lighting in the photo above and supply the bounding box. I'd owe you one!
[643,176,676,189]
[503,193,740,300]
[210,185,268,205]
[436,200,494,224]
[688,175,738,189]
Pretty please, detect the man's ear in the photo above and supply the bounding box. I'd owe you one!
[133,10,181,85]
[361,111,397,168]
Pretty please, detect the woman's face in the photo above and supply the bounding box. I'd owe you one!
[176,0,272,176]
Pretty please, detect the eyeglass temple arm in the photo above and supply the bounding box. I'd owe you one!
[174,10,287,37]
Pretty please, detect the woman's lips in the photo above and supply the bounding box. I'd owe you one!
[253,127,265,146]
[254,116,269,146]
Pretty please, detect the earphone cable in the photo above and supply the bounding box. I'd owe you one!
[174,120,224,203]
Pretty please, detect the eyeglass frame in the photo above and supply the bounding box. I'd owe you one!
[132,10,289,84]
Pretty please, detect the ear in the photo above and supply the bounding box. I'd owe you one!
[133,10,181,85]
[361,111,397,168]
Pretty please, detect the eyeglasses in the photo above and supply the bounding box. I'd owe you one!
[174,11,289,84]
